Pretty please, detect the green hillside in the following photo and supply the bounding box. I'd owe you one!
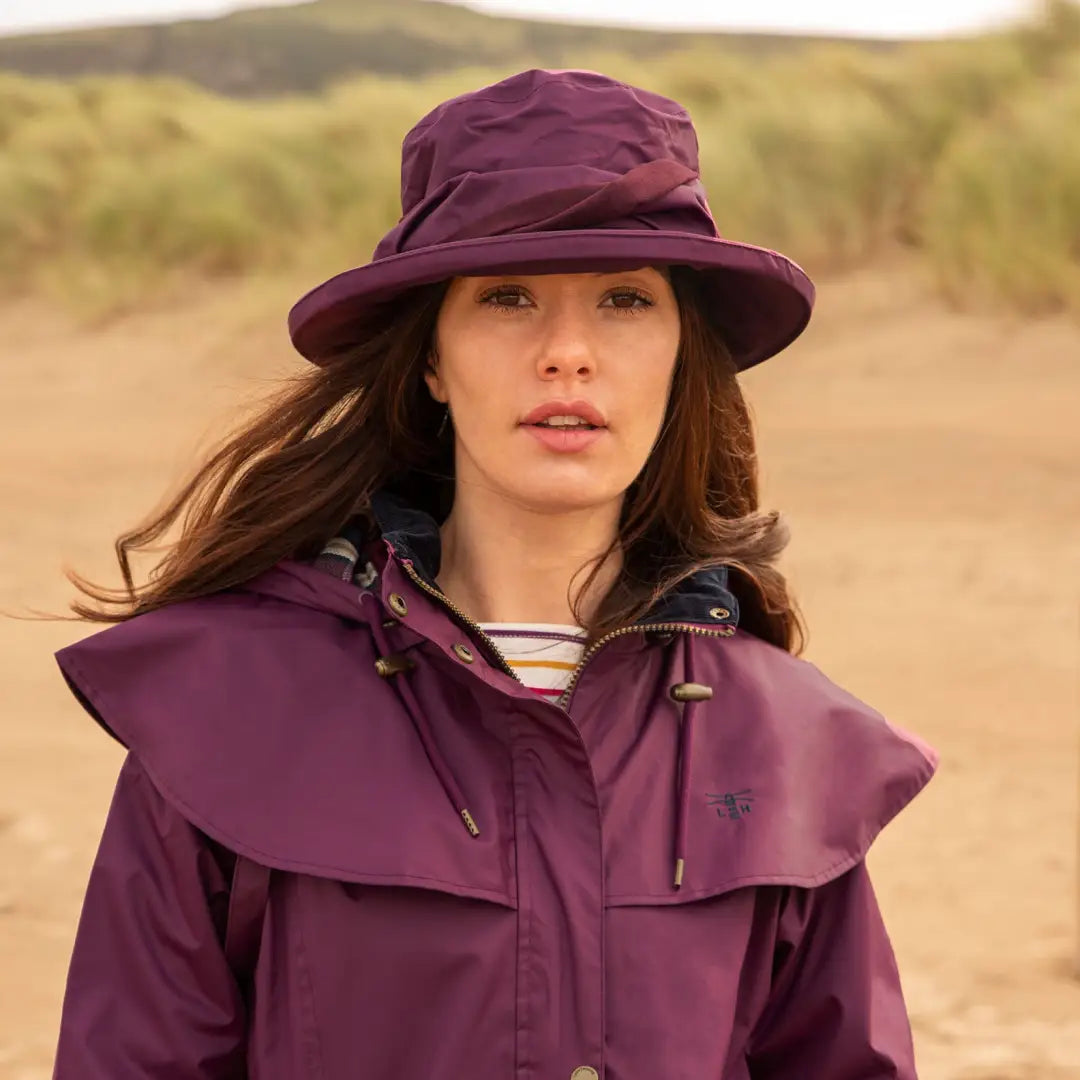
[0,0,899,97]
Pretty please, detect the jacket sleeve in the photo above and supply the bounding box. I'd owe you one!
[53,752,247,1078]
[746,859,919,1079]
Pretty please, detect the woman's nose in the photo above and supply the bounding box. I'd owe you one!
[536,308,597,379]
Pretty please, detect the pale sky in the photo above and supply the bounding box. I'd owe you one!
[0,0,1039,39]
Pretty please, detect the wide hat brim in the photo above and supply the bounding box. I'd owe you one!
[287,228,814,373]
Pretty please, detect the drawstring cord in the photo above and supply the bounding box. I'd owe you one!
[364,593,481,838]
[669,633,714,889]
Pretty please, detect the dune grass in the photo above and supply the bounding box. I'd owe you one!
[0,2,1078,319]
[922,50,1080,313]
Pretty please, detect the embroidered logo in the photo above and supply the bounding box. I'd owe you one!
[707,790,754,821]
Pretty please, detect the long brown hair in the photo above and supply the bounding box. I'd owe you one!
[66,265,807,654]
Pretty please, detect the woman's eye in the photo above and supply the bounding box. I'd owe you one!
[479,287,530,312]
[492,289,528,308]
[604,289,653,313]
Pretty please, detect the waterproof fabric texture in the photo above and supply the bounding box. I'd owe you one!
[287,68,815,372]
[53,489,938,1079]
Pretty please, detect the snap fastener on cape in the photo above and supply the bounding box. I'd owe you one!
[452,643,475,663]
[388,593,408,617]
[670,682,714,702]
[571,1067,599,1080]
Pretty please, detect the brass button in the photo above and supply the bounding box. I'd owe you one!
[709,606,730,620]
[388,593,408,617]
[451,643,475,664]
[571,1068,599,1080]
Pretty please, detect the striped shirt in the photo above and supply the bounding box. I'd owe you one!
[479,623,588,700]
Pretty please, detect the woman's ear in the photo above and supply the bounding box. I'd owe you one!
[423,351,447,405]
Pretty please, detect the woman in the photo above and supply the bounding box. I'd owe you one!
[53,68,937,1078]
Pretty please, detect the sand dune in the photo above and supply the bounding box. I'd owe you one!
[1,255,1078,1078]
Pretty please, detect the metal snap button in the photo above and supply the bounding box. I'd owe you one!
[388,593,408,617]
[571,1067,599,1080]
[451,643,475,664]
[709,606,730,620]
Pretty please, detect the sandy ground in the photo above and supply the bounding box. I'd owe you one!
[0,255,1078,1078]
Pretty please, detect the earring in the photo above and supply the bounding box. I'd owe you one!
[437,404,450,437]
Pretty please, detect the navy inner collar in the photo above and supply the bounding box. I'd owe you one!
[367,488,739,630]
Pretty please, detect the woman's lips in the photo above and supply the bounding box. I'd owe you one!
[521,424,607,453]
[521,400,607,427]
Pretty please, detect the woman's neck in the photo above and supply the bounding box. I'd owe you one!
[434,486,623,626]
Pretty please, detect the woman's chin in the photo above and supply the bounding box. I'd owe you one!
[500,472,624,516]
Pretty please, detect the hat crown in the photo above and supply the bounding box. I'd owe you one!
[373,68,718,259]
[400,68,701,213]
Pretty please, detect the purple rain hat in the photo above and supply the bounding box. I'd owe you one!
[287,67,815,372]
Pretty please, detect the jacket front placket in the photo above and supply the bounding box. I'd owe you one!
[507,671,607,1080]
[375,545,609,1080]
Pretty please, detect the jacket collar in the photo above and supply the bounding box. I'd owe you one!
[365,488,739,630]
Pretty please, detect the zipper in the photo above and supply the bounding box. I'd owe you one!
[556,622,735,711]
[397,557,524,684]
[396,553,735,712]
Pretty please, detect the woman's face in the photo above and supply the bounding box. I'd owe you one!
[425,267,681,515]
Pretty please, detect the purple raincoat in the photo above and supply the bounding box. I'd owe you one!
[52,490,938,1078]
